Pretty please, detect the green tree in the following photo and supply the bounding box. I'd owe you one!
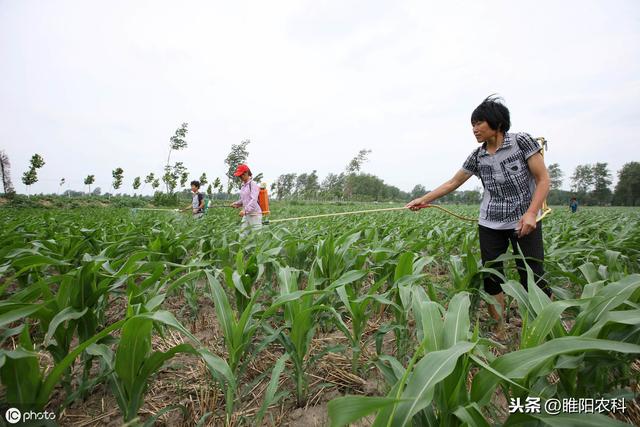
[167,122,188,165]
[151,178,160,190]
[346,149,372,173]
[570,164,594,194]
[613,161,640,206]
[320,173,345,200]
[163,162,187,193]
[132,176,141,191]
[275,173,297,200]
[112,167,124,192]
[591,162,612,205]
[199,173,208,186]
[164,122,189,193]
[410,184,427,200]
[224,139,250,191]
[21,154,45,194]
[84,174,95,194]
[0,150,15,196]
[180,170,189,189]
[547,163,563,190]
[294,170,319,199]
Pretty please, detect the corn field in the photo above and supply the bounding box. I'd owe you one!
[1,204,639,426]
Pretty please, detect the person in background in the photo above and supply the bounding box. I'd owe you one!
[570,197,578,213]
[230,164,262,236]
[184,180,205,219]
[406,95,551,340]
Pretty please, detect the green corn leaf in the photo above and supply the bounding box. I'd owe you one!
[255,353,289,425]
[0,303,43,328]
[388,341,476,426]
[37,318,127,408]
[523,300,578,348]
[115,317,153,395]
[471,337,640,405]
[415,300,443,353]
[42,306,88,347]
[0,328,42,407]
[443,292,471,348]
[328,396,402,427]
[453,403,491,427]
[327,270,367,290]
[394,252,415,281]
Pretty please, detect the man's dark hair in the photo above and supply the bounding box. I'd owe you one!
[190,180,201,189]
[471,95,511,133]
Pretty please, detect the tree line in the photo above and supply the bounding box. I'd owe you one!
[546,161,640,206]
[2,132,640,205]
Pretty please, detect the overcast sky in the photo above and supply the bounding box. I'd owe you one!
[1,0,639,196]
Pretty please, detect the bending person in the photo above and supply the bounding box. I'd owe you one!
[406,95,551,338]
[231,164,263,236]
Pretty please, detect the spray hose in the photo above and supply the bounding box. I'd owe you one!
[256,203,551,224]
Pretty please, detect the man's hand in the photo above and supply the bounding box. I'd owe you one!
[239,209,245,217]
[231,202,241,208]
[516,211,537,237]
[405,198,426,211]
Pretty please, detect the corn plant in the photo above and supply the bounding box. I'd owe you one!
[328,292,499,426]
[205,270,261,376]
[262,266,366,406]
[335,274,397,373]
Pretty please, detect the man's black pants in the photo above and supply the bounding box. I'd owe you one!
[478,222,550,296]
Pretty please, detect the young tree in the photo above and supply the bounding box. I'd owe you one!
[199,173,208,186]
[84,174,96,194]
[143,173,155,191]
[179,170,189,189]
[613,162,640,206]
[224,139,250,191]
[547,163,563,190]
[21,154,45,195]
[112,167,124,192]
[0,150,15,196]
[152,178,160,190]
[59,178,67,197]
[163,162,187,193]
[346,149,372,174]
[167,122,188,166]
[213,177,222,193]
[133,176,141,191]
[164,122,188,193]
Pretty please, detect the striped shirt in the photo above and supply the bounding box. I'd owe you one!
[461,132,542,230]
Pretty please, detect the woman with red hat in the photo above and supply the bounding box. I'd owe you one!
[230,164,262,236]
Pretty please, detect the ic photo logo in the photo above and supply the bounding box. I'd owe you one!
[4,407,21,424]
[3,407,57,424]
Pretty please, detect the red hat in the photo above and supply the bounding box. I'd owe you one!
[233,164,250,176]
